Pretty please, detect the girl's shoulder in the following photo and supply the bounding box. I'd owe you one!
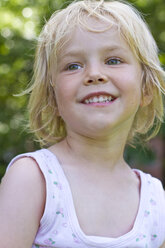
[133,168,164,193]
[0,151,46,247]
[7,148,59,173]
[134,168,165,219]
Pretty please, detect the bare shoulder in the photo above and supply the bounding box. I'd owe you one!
[2,156,45,186]
[0,157,46,248]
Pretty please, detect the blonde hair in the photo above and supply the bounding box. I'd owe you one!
[26,0,165,146]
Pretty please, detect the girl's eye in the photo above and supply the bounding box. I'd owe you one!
[66,63,82,71]
[106,58,122,65]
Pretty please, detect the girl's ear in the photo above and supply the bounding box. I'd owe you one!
[140,91,153,107]
[56,108,60,117]
[49,79,61,116]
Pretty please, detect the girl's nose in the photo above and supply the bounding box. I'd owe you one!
[84,74,108,86]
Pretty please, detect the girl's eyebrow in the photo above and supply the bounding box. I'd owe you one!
[102,45,128,54]
[59,49,85,60]
[60,45,128,60]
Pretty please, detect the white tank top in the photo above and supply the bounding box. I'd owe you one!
[7,148,165,248]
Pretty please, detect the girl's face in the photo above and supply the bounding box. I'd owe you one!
[54,19,143,139]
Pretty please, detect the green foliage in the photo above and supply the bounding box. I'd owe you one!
[0,0,165,180]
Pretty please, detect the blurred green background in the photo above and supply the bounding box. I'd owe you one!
[0,0,165,184]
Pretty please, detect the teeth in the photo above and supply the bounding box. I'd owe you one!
[99,96,104,102]
[84,95,114,104]
[93,97,98,103]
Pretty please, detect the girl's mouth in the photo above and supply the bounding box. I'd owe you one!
[83,95,115,104]
[81,92,117,105]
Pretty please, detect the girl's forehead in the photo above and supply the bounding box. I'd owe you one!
[57,23,129,57]
[56,15,120,51]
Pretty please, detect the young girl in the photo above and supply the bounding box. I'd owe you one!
[0,0,165,247]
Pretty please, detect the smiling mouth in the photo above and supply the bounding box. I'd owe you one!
[81,93,117,105]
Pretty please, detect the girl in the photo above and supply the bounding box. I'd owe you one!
[0,0,165,247]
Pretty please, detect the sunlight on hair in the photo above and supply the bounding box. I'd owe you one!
[23,0,165,146]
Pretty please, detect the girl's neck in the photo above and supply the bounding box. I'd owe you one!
[52,128,129,171]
